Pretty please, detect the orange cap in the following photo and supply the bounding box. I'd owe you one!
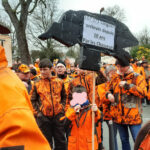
[18,64,30,73]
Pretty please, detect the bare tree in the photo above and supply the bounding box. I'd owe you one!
[2,0,45,64]
[103,5,126,22]
[27,0,64,61]
[28,0,57,49]
[137,27,150,45]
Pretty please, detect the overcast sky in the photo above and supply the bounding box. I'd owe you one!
[59,0,150,35]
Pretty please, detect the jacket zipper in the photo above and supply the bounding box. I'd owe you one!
[119,76,124,121]
[49,80,55,116]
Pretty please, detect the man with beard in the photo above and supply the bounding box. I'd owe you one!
[56,60,73,109]
[17,64,33,94]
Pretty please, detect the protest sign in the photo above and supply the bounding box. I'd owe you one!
[82,16,115,50]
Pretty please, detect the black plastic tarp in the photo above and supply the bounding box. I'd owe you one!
[39,10,138,53]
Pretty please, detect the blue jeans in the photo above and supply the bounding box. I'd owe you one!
[106,121,118,150]
[115,123,141,150]
[113,122,118,150]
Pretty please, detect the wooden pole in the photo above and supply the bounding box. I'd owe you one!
[92,71,96,150]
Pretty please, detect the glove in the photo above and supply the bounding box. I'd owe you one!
[74,104,81,113]
[119,81,127,87]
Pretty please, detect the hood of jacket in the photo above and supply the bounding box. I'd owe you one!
[0,45,8,69]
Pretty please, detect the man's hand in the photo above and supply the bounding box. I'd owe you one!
[108,93,115,103]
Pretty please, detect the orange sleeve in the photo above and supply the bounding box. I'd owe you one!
[139,133,150,150]
[0,109,51,150]
[126,75,147,98]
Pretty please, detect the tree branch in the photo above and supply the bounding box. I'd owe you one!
[19,0,32,29]
[39,0,47,8]
[13,2,21,14]
[19,0,25,5]
[2,0,19,29]
[28,0,38,14]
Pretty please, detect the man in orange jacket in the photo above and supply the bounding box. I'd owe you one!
[55,60,73,113]
[31,58,67,150]
[0,45,51,150]
[106,51,147,150]
[56,60,73,94]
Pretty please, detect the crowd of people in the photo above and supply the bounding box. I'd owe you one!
[0,22,150,150]
[2,48,148,150]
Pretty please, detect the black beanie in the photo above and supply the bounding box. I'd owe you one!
[30,68,37,76]
[115,50,131,67]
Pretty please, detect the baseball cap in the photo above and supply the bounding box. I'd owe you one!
[18,64,30,73]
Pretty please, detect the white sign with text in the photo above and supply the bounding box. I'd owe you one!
[82,16,115,50]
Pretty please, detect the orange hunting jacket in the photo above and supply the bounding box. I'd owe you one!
[132,64,146,80]
[31,76,66,117]
[64,106,101,150]
[148,80,150,100]
[107,71,147,124]
[98,73,119,121]
[63,75,73,93]
[61,75,73,111]
[0,46,51,150]
[98,83,112,120]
